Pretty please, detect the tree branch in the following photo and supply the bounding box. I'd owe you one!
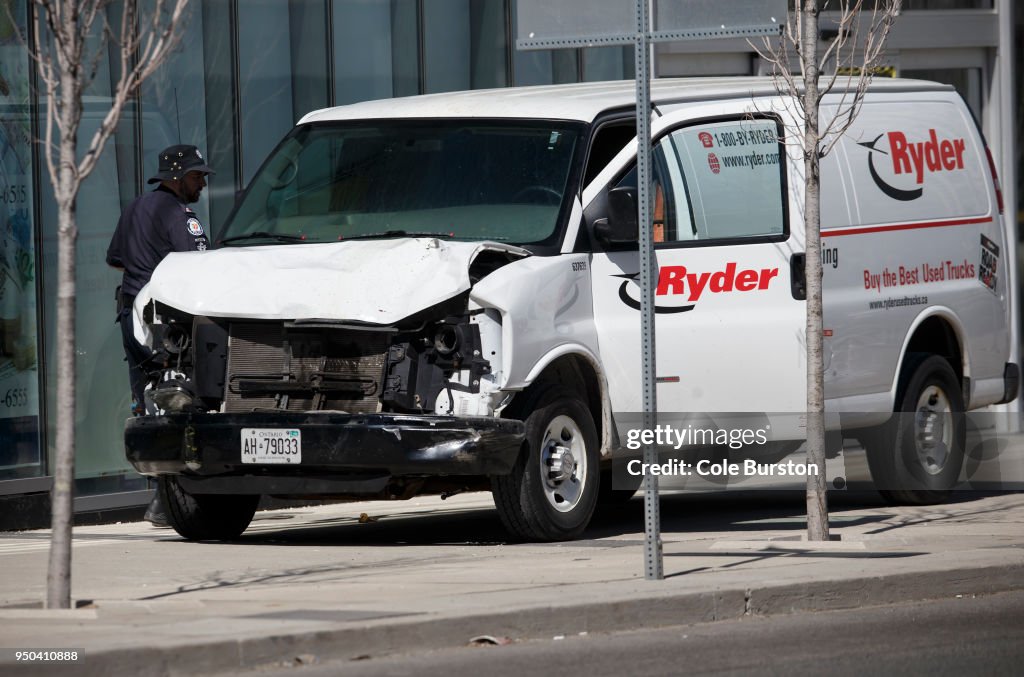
[753,0,900,159]
[77,0,191,179]
[817,0,900,157]
[31,2,60,193]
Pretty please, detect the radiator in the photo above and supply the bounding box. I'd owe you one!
[224,322,387,413]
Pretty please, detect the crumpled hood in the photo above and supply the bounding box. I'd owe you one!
[136,238,529,325]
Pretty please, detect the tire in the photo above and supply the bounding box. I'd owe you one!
[865,353,966,505]
[491,387,600,541]
[158,476,260,541]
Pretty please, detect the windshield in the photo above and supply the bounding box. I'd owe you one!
[220,120,582,246]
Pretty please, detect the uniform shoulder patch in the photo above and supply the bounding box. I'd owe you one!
[186,217,204,237]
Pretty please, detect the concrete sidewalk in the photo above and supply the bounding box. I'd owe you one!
[1,485,1022,676]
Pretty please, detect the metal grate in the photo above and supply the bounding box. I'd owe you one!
[224,322,387,413]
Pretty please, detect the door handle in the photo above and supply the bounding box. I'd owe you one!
[790,253,806,301]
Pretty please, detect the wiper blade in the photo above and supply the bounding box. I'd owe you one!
[219,231,307,245]
[338,230,454,241]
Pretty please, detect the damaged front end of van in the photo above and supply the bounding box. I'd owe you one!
[124,238,530,539]
[123,118,586,541]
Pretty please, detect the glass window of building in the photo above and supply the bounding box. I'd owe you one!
[332,0,419,105]
[423,0,509,92]
[902,68,983,119]
[900,1,993,8]
[238,1,300,185]
[0,0,41,482]
[583,46,635,82]
[37,5,147,496]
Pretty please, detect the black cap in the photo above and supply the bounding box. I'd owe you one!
[147,144,215,184]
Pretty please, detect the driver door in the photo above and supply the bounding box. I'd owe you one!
[588,112,806,434]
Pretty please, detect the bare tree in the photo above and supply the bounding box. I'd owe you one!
[24,0,191,609]
[755,0,900,540]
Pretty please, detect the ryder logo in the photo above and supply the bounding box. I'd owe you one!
[615,263,779,313]
[857,129,967,202]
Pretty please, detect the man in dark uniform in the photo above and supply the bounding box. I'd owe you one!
[107,144,214,525]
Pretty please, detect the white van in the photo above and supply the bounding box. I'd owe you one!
[124,78,1016,541]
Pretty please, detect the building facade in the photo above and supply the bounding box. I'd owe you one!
[0,0,1018,527]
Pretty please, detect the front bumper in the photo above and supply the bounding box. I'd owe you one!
[125,412,525,490]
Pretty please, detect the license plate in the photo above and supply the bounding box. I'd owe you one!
[241,428,301,464]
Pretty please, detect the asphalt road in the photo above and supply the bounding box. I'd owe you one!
[219,590,1024,677]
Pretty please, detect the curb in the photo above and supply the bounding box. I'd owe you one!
[8,561,1021,676]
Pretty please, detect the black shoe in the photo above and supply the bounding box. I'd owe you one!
[144,495,170,528]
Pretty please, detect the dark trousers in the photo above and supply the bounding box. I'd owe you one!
[117,293,152,415]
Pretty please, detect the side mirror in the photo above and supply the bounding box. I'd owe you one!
[594,186,639,246]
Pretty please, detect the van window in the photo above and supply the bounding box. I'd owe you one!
[583,120,636,188]
[614,118,786,244]
[222,120,583,246]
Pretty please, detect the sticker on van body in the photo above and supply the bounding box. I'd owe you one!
[857,129,967,202]
[980,234,999,293]
[614,263,780,312]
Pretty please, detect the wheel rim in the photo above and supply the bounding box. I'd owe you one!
[539,414,588,513]
[914,384,953,475]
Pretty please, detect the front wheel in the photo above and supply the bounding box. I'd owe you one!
[865,354,966,505]
[159,476,260,541]
[491,388,599,541]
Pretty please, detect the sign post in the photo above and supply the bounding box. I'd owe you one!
[516,0,785,581]
[632,0,662,580]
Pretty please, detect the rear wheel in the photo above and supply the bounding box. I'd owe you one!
[158,476,260,541]
[491,387,599,541]
[865,354,965,505]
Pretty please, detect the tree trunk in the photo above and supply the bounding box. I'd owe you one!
[46,199,77,608]
[801,0,829,541]
[46,65,82,610]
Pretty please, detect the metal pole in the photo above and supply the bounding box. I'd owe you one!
[995,0,1020,429]
[636,0,662,581]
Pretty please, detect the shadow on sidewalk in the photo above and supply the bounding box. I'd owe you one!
[189,488,1016,548]
[129,490,1012,603]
